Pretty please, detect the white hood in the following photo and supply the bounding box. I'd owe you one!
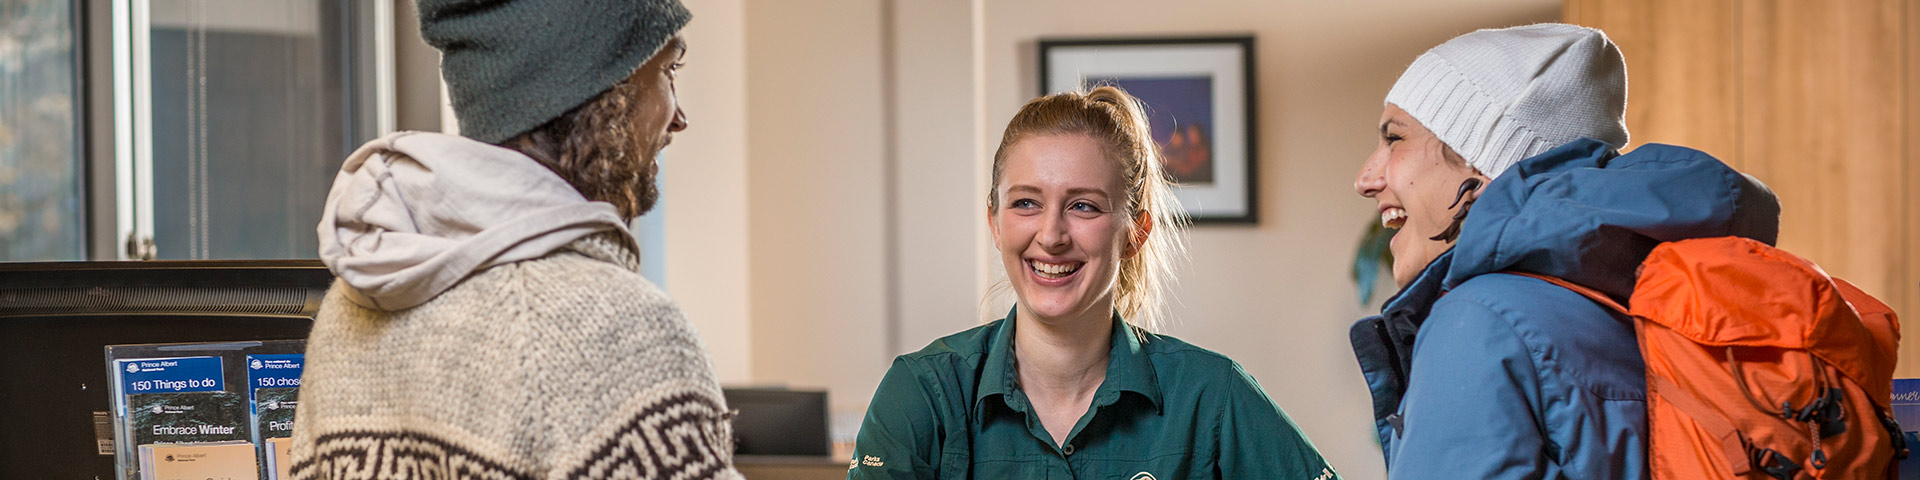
[317,131,638,311]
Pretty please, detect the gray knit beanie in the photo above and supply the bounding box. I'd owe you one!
[1386,23,1628,179]
[417,0,691,144]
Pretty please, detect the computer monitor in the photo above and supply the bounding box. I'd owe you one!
[0,260,330,479]
[722,387,832,457]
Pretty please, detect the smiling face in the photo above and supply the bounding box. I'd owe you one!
[1354,104,1489,286]
[991,133,1134,324]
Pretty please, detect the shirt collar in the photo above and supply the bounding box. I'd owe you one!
[975,307,1165,415]
[1102,312,1164,412]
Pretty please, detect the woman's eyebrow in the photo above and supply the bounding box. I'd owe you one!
[1378,119,1405,136]
[1003,185,1110,200]
[1065,187,1110,199]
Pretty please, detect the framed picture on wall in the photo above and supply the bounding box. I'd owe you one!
[1039,36,1258,224]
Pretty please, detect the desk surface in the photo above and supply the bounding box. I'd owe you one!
[736,455,847,480]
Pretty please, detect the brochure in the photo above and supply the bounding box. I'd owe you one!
[245,354,303,442]
[263,437,292,480]
[1894,378,1920,480]
[127,391,250,446]
[137,441,258,480]
[116,356,249,446]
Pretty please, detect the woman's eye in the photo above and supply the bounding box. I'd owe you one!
[1071,201,1101,213]
[1384,134,1404,145]
[1010,199,1039,209]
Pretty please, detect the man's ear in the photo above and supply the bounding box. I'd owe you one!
[1124,210,1152,259]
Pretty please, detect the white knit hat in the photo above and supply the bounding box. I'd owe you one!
[1386,23,1629,179]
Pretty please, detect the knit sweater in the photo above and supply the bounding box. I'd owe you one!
[291,132,739,479]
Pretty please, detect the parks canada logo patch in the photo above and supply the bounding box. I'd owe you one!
[251,359,263,370]
[126,363,140,373]
[1130,473,1156,480]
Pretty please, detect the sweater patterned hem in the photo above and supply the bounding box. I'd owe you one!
[292,380,735,480]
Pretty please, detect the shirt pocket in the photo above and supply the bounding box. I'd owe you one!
[966,455,1058,479]
[1094,450,1200,480]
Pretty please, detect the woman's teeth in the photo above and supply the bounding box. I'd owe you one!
[1031,260,1081,279]
[1381,208,1407,229]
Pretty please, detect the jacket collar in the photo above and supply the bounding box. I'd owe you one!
[1350,249,1453,425]
[976,307,1164,415]
[1382,249,1454,339]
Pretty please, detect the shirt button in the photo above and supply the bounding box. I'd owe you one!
[1063,444,1075,456]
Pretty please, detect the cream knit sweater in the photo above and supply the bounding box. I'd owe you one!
[291,132,739,479]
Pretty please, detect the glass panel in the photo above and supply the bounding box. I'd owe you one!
[0,0,84,261]
[147,0,376,259]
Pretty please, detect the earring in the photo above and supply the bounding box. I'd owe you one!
[1428,177,1483,242]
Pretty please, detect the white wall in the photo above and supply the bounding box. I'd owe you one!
[663,0,754,384]
[886,1,991,357]
[732,0,997,438]
[742,0,894,419]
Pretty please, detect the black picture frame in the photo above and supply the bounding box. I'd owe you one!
[1039,36,1258,224]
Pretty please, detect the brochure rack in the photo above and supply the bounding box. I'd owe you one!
[107,339,305,480]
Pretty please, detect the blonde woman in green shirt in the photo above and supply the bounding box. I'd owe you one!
[847,86,1336,480]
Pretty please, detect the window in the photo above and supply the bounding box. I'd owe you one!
[121,0,390,259]
[0,0,85,261]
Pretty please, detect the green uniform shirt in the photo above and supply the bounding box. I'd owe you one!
[847,310,1338,480]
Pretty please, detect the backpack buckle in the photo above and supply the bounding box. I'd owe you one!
[1748,447,1801,480]
[1811,388,1847,438]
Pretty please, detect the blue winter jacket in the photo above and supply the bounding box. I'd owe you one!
[1349,138,1780,479]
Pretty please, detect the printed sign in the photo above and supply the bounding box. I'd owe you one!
[245,354,303,409]
[117,357,223,394]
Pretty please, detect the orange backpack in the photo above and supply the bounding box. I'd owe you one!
[1518,236,1905,479]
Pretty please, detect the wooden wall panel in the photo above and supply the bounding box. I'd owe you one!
[1570,0,1918,375]
[1739,0,1909,374]
[1565,0,1740,160]
[1906,0,1919,373]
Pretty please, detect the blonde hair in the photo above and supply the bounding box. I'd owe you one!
[988,86,1189,333]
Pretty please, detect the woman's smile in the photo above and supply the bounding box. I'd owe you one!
[1027,258,1084,284]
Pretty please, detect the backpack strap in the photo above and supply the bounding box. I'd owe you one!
[1649,374,1758,475]
[1504,271,1758,475]
[1504,272,1629,314]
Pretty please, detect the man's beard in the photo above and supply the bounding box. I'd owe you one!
[632,168,661,218]
[629,141,664,218]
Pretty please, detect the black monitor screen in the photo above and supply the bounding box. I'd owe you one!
[723,387,831,457]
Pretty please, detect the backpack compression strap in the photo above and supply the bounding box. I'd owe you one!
[1504,272,1627,314]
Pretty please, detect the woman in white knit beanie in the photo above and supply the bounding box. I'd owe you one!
[1346,23,1778,479]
